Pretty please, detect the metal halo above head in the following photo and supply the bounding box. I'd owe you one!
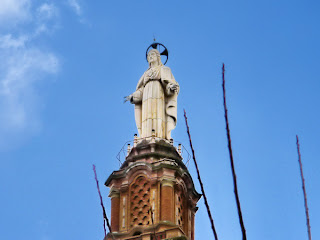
[146,42,169,65]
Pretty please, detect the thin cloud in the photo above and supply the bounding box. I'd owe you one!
[67,0,82,16]
[35,3,60,36]
[37,3,58,20]
[67,0,89,25]
[0,3,60,151]
[0,34,28,48]
[0,35,59,150]
[0,0,31,25]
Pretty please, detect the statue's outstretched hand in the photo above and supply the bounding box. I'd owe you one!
[124,95,131,103]
[170,84,178,92]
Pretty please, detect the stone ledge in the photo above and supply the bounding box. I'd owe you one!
[124,139,182,165]
[165,237,187,240]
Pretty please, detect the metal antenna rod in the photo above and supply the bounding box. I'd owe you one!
[184,109,219,240]
[93,164,115,240]
[296,135,312,240]
[222,63,247,240]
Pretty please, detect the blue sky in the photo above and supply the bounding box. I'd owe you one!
[0,0,319,239]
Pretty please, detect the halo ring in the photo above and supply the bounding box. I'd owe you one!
[146,42,169,65]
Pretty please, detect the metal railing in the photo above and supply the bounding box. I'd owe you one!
[116,136,191,168]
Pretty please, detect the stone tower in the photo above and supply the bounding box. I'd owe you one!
[105,43,201,240]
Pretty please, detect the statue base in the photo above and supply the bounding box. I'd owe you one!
[105,138,200,240]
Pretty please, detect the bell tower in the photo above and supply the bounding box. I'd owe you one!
[105,43,200,240]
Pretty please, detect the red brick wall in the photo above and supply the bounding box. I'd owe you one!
[161,185,173,222]
[111,196,120,231]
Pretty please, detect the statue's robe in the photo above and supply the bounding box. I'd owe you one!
[130,65,179,139]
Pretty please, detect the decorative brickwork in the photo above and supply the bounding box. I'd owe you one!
[105,140,201,240]
[175,188,184,228]
[151,232,166,240]
[130,176,151,227]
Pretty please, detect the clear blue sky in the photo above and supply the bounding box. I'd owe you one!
[0,0,319,240]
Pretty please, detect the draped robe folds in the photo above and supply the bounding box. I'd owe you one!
[130,65,179,139]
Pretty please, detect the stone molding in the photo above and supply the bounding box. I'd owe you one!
[161,178,175,187]
[108,188,120,198]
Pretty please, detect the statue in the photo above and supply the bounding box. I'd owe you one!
[125,45,179,140]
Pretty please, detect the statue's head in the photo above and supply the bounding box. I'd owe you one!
[147,49,162,66]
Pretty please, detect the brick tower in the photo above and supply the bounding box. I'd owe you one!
[105,43,201,240]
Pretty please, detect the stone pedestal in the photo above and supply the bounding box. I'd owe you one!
[105,139,200,240]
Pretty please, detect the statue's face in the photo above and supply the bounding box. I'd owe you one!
[147,51,158,64]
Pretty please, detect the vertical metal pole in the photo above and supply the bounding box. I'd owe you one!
[184,110,219,240]
[296,135,312,240]
[222,64,247,240]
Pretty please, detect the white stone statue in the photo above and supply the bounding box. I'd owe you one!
[125,49,179,140]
